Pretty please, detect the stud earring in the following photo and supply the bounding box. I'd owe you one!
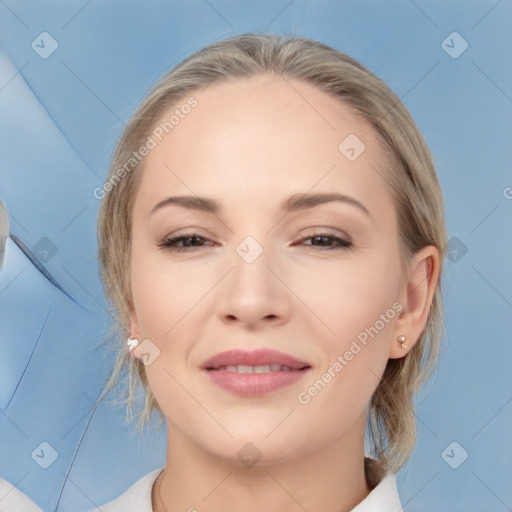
[127,337,139,353]
[397,335,407,349]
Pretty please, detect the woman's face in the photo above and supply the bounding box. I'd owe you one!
[129,74,408,464]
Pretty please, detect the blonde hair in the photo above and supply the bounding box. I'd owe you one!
[96,33,447,485]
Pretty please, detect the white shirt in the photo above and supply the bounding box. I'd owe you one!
[0,477,43,512]
[97,467,403,512]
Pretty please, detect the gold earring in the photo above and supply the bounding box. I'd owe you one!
[397,335,407,349]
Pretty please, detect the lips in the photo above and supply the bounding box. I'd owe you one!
[201,349,311,397]
[201,348,310,371]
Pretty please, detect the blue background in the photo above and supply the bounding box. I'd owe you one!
[0,1,511,510]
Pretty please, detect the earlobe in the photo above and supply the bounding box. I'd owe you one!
[388,246,440,359]
[128,308,142,359]
[386,333,408,360]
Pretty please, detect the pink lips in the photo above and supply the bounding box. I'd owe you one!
[201,348,311,397]
[202,348,310,370]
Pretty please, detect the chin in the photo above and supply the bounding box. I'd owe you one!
[195,413,310,466]
[218,406,298,438]
[202,435,304,469]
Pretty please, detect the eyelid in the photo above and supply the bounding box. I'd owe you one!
[297,226,352,242]
[161,226,351,243]
[162,226,216,240]
[157,227,354,254]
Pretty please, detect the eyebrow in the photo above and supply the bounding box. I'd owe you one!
[148,192,371,218]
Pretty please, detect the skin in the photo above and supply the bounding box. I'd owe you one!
[128,73,440,512]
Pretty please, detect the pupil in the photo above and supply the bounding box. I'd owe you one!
[186,236,201,246]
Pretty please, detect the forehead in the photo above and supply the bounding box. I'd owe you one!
[134,74,394,220]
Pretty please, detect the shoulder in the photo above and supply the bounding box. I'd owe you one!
[350,473,402,512]
[95,467,164,512]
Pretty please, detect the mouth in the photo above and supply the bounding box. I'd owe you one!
[209,364,307,373]
[201,348,312,397]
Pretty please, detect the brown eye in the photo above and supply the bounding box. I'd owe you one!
[299,233,352,250]
[157,231,353,253]
[157,233,213,253]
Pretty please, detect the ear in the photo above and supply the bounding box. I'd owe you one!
[389,245,441,359]
[129,307,141,341]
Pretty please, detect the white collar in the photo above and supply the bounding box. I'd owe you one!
[351,473,403,511]
[98,467,402,511]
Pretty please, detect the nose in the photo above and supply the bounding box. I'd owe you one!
[216,241,291,330]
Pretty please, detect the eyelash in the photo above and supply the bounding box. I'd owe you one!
[157,231,353,253]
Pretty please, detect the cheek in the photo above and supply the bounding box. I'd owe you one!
[130,245,214,339]
[294,255,400,399]
[130,250,207,422]
[293,255,401,419]
[129,248,217,400]
[289,253,400,341]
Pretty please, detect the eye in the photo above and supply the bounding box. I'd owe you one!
[157,232,214,253]
[296,232,353,251]
[157,230,353,253]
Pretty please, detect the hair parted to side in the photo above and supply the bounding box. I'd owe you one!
[96,33,447,485]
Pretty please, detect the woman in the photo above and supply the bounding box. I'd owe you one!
[96,33,447,511]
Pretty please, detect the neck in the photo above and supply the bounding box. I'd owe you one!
[153,415,371,512]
